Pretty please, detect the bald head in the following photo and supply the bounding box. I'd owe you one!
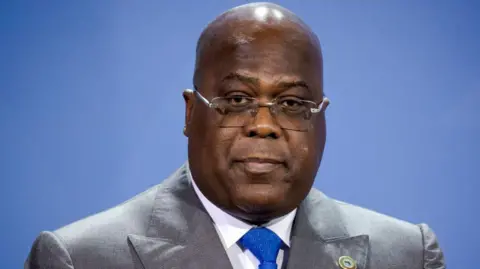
[194,2,323,90]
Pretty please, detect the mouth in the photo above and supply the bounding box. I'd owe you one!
[235,157,285,175]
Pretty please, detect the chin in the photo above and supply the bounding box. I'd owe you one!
[223,166,297,220]
[231,183,289,217]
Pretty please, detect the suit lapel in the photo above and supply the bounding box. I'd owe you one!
[127,164,233,269]
[287,190,370,269]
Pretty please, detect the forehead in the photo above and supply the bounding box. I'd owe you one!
[196,23,323,96]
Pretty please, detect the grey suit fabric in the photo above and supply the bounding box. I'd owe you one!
[25,163,445,269]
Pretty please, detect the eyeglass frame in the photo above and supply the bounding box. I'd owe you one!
[188,87,330,129]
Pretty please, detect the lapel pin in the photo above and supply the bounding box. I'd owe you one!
[338,256,357,269]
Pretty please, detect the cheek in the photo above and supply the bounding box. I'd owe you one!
[287,131,322,170]
[209,128,239,165]
[287,134,310,164]
[291,139,310,159]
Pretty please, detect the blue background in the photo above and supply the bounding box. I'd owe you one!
[1,1,478,268]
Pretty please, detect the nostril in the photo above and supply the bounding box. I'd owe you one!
[247,130,257,137]
[268,132,278,139]
[245,124,281,139]
[246,127,280,139]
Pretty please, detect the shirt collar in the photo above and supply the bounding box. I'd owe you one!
[188,168,297,249]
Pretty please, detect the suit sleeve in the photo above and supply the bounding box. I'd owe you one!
[25,231,75,269]
[418,223,446,269]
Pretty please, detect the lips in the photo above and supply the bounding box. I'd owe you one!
[236,157,284,174]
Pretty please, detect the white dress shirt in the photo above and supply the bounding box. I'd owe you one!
[190,173,297,269]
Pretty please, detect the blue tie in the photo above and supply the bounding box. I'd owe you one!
[239,227,283,269]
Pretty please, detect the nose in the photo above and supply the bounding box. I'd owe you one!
[243,107,282,139]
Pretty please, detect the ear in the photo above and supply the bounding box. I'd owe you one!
[183,89,195,137]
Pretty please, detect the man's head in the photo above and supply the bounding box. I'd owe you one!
[183,2,329,224]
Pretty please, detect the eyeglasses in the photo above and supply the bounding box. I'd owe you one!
[191,88,329,131]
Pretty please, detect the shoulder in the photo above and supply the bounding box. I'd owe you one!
[26,185,161,269]
[307,189,423,239]
[306,189,446,268]
[336,199,445,268]
[26,164,192,268]
[53,164,190,244]
[54,184,159,245]
[334,199,422,239]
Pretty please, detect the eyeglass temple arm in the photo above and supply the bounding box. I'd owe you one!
[312,97,330,113]
[186,88,213,107]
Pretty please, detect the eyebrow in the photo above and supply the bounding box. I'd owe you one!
[222,72,259,85]
[276,80,309,91]
[221,72,310,92]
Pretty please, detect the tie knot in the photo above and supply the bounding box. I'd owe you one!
[239,227,282,267]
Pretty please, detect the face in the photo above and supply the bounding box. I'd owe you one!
[184,21,327,223]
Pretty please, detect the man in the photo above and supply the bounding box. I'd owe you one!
[25,2,445,269]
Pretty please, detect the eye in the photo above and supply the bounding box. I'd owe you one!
[279,97,304,110]
[226,95,252,107]
[277,97,311,115]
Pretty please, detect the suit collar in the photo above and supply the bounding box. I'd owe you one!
[127,163,233,269]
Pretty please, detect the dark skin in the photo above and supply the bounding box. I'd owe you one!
[183,3,329,225]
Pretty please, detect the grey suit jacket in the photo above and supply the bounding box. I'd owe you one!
[25,163,445,269]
